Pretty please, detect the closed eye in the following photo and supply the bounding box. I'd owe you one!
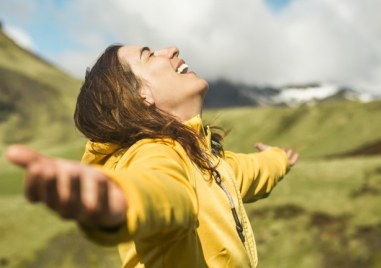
[140,47,150,60]
[145,51,155,62]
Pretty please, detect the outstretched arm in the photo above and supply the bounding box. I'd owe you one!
[5,145,127,230]
[224,142,298,203]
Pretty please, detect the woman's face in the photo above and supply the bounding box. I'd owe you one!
[118,45,208,121]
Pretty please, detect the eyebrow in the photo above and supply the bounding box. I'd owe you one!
[139,46,150,59]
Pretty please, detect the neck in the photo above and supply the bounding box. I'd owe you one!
[171,96,204,122]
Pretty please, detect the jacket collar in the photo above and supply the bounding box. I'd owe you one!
[183,114,212,150]
[82,115,212,165]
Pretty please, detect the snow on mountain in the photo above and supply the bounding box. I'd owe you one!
[275,84,338,104]
[205,80,379,108]
[270,84,376,107]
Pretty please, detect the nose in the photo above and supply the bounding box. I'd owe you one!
[154,47,179,58]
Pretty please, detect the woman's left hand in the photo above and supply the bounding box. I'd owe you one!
[256,142,299,166]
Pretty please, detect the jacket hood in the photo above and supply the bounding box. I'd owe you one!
[81,114,211,165]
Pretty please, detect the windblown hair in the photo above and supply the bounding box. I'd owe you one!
[74,44,224,173]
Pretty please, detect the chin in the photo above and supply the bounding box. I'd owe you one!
[198,78,209,92]
[186,77,208,96]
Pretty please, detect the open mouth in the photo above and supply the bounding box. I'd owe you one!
[176,62,189,74]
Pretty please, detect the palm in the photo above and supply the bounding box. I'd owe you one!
[5,145,127,229]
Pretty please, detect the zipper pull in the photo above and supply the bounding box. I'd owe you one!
[212,170,222,184]
[232,208,245,243]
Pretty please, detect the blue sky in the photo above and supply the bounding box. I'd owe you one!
[265,0,292,11]
[4,0,293,57]
[0,0,380,94]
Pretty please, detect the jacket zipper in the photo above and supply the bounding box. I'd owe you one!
[203,154,246,244]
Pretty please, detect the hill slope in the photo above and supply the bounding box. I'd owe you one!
[0,29,82,147]
[0,34,380,267]
[204,100,381,158]
[204,79,378,108]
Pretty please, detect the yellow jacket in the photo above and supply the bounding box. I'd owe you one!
[81,115,290,267]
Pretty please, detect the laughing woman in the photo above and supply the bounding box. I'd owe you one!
[6,45,298,267]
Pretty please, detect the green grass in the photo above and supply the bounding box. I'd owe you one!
[1,101,381,267]
[1,156,380,267]
[203,100,381,158]
[249,156,381,268]
[0,196,74,267]
[0,137,86,195]
[0,196,121,268]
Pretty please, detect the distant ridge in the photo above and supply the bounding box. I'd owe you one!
[204,79,257,108]
[0,25,59,71]
[1,22,379,151]
[204,80,379,108]
[0,26,82,147]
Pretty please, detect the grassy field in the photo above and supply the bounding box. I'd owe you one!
[203,100,381,158]
[251,156,381,268]
[1,101,381,267]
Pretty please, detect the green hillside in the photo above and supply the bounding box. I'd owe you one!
[203,100,381,158]
[0,29,82,147]
[0,101,380,267]
[0,27,381,268]
[0,29,80,105]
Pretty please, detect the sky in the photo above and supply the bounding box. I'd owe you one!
[0,0,380,95]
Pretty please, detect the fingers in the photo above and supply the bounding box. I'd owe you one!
[283,148,299,166]
[25,161,45,202]
[5,145,127,228]
[77,169,126,228]
[5,145,42,168]
[256,143,271,152]
[80,169,100,213]
[99,182,128,227]
[44,162,102,221]
[23,158,126,227]
[57,166,81,219]
[256,142,299,166]
[288,151,299,166]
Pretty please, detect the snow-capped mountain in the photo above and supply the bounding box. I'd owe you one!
[253,83,376,107]
[204,80,379,108]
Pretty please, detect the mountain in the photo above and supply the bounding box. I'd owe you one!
[1,25,379,149]
[258,83,375,107]
[0,27,82,147]
[204,80,378,108]
[203,79,257,107]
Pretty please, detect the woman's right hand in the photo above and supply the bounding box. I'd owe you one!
[5,145,127,229]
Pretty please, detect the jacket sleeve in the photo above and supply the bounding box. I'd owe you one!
[80,141,198,246]
[223,147,289,203]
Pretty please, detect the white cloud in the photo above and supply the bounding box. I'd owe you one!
[53,50,96,78]
[3,0,380,94]
[3,24,36,51]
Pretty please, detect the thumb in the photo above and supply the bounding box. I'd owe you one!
[5,145,42,168]
[255,142,272,152]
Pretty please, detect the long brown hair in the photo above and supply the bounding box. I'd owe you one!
[74,44,224,172]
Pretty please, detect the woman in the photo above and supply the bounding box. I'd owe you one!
[6,44,298,267]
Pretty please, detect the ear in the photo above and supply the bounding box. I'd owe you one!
[140,87,155,106]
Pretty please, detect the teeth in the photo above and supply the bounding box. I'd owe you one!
[176,63,189,74]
